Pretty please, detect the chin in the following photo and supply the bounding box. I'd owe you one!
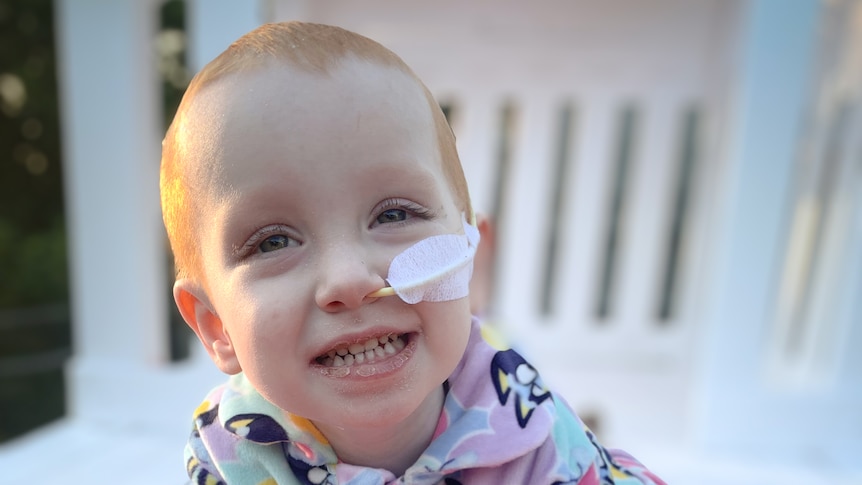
[320,383,441,431]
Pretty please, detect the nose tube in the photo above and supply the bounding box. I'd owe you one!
[367,286,396,298]
[366,216,480,304]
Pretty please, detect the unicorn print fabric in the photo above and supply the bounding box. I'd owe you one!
[185,318,666,485]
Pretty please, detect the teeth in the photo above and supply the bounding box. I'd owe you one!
[318,334,407,367]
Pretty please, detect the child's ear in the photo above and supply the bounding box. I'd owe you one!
[470,213,496,316]
[174,279,241,375]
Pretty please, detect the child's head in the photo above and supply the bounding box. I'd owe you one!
[161,21,471,285]
[160,22,476,434]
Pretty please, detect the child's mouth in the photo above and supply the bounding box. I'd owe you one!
[315,333,407,366]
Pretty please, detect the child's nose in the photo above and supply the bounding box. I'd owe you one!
[314,242,387,312]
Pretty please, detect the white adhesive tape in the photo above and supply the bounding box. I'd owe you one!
[383,216,480,304]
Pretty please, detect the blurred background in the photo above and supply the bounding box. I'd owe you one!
[0,0,860,483]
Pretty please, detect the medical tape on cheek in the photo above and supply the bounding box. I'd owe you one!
[381,216,481,304]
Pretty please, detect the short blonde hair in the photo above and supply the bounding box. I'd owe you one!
[160,21,471,282]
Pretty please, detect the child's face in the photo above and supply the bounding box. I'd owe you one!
[174,57,473,431]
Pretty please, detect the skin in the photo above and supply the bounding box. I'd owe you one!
[172,56,473,476]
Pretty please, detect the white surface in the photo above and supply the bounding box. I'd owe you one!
[0,354,224,485]
[0,419,188,484]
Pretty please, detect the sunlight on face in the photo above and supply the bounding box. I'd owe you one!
[181,56,473,433]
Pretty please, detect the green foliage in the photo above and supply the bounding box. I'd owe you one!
[0,0,63,232]
[0,0,66,308]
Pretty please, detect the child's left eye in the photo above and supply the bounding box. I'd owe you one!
[377,208,408,224]
[372,199,433,227]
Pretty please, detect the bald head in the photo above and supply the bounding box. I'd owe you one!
[160,22,470,283]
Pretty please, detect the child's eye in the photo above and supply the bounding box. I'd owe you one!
[237,225,302,257]
[258,234,299,253]
[372,199,434,227]
[377,208,408,224]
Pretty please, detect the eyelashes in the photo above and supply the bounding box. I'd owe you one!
[374,198,435,225]
[236,224,301,257]
[235,198,436,259]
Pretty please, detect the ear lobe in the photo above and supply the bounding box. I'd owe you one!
[174,279,241,375]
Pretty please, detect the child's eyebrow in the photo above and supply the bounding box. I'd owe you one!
[364,159,440,187]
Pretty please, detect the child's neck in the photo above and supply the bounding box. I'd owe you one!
[314,385,445,477]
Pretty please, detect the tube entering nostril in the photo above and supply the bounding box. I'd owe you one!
[367,286,396,298]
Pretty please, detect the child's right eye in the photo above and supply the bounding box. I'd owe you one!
[238,225,301,257]
[258,234,298,253]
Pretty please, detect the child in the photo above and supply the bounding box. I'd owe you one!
[160,21,665,485]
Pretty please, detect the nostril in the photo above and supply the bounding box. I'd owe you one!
[320,300,347,313]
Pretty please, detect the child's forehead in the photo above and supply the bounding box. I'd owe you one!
[214,55,423,108]
[185,57,431,146]
[178,56,441,196]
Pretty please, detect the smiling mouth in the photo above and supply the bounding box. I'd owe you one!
[313,333,414,378]
[316,333,407,366]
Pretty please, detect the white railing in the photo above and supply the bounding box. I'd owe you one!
[440,88,723,447]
